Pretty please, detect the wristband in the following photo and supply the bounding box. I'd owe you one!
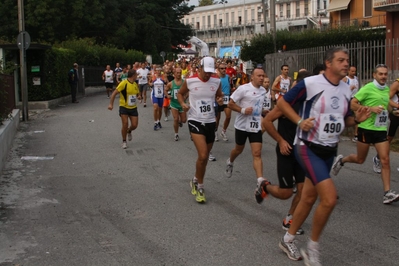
[241,108,246,115]
[297,119,303,126]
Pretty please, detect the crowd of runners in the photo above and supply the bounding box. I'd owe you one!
[104,46,399,266]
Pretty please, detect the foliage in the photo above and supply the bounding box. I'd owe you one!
[199,0,215,6]
[0,0,194,56]
[240,27,386,63]
[56,38,146,66]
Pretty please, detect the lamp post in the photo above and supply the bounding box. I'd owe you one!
[219,0,228,47]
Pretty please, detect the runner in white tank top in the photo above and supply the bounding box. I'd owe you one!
[177,57,223,204]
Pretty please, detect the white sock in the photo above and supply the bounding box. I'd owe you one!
[257,177,266,186]
[198,183,204,189]
[308,239,319,251]
[285,214,292,222]
[284,232,295,243]
[193,176,198,182]
[175,133,178,136]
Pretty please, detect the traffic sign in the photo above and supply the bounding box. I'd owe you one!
[17,31,31,50]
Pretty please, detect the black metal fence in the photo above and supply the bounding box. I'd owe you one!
[83,66,105,86]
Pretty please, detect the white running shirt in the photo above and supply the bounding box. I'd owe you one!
[104,70,114,83]
[137,68,149,84]
[186,76,221,123]
[231,82,266,132]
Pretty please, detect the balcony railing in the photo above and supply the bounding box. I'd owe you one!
[374,0,399,10]
[331,15,386,28]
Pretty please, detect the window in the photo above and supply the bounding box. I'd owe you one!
[280,4,283,17]
[214,15,217,27]
[304,0,309,16]
[323,0,327,9]
[186,19,189,25]
[364,0,372,17]
[231,12,235,24]
[196,22,200,30]
[251,9,255,22]
[226,11,229,26]
[207,15,211,28]
[202,16,205,29]
[238,16,242,25]
[287,3,291,18]
[219,18,223,27]
[296,2,300,17]
[245,9,248,24]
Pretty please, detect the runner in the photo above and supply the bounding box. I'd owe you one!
[102,65,114,98]
[331,64,399,204]
[107,69,141,149]
[149,67,167,130]
[166,67,186,141]
[216,62,233,141]
[224,68,268,203]
[272,64,291,102]
[276,47,369,264]
[117,66,128,83]
[137,62,150,107]
[114,62,123,86]
[262,76,272,117]
[177,57,223,203]
[262,71,312,236]
[342,66,360,142]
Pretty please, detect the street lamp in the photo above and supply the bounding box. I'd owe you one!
[218,0,228,47]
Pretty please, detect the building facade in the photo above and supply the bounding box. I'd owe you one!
[182,0,330,57]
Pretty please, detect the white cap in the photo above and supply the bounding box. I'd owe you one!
[201,57,215,73]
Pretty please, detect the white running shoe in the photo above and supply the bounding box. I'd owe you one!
[383,190,399,204]
[220,130,228,141]
[164,117,169,121]
[301,248,321,266]
[373,156,381,174]
[127,131,132,141]
[279,237,302,261]
[122,142,127,149]
[225,159,234,178]
[331,154,344,176]
[208,152,216,161]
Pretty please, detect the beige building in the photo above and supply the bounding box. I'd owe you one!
[182,0,330,56]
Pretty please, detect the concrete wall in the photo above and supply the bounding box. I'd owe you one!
[0,109,20,173]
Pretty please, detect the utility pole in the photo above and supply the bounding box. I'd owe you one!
[269,0,277,53]
[262,0,267,35]
[18,0,29,121]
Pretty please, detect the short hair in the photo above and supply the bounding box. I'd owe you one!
[296,71,312,83]
[251,68,264,75]
[373,64,388,73]
[281,64,289,70]
[127,69,136,77]
[312,64,325,75]
[323,46,349,64]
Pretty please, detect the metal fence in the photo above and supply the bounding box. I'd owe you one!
[0,74,15,117]
[264,38,399,86]
[84,66,105,86]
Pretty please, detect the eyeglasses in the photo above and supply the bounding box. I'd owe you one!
[219,68,226,70]
[375,64,388,68]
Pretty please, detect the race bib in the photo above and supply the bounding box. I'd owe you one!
[128,95,137,106]
[223,95,230,105]
[263,97,271,110]
[246,115,261,132]
[154,85,163,98]
[319,113,344,141]
[196,100,213,118]
[374,110,388,127]
[173,89,178,100]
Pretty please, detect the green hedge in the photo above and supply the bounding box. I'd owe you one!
[240,27,386,64]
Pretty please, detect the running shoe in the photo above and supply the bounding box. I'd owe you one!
[220,130,228,141]
[143,103,146,107]
[383,190,399,204]
[174,134,179,141]
[196,188,206,203]
[127,130,132,141]
[214,132,219,142]
[164,117,168,121]
[293,179,297,194]
[122,142,127,149]
[331,154,344,176]
[255,179,271,204]
[179,122,183,127]
[282,218,305,235]
[158,122,162,129]
[279,237,302,261]
[225,159,233,178]
[209,152,216,161]
[154,124,159,131]
[352,136,358,143]
[301,248,321,266]
[373,156,381,174]
[190,178,198,196]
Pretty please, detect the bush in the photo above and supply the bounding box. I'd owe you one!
[240,27,386,63]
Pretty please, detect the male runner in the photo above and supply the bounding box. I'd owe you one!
[216,62,233,141]
[149,68,167,130]
[137,62,150,107]
[272,64,291,102]
[102,65,114,98]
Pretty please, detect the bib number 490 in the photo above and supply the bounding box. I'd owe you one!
[323,122,342,134]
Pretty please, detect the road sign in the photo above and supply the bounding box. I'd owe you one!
[160,51,166,58]
[17,31,31,50]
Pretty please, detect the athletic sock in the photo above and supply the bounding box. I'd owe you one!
[307,239,319,251]
[284,232,295,243]
[193,176,198,183]
[285,214,292,222]
[257,177,266,186]
[198,183,204,189]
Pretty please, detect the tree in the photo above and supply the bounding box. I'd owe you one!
[0,0,194,56]
[199,0,215,6]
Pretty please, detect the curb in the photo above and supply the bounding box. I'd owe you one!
[0,109,20,173]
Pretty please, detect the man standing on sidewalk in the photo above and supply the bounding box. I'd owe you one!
[68,63,79,103]
[331,64,399,204]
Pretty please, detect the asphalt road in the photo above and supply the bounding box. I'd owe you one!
[1,92,399,266]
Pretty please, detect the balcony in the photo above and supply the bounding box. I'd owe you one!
[374,0,399,11]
